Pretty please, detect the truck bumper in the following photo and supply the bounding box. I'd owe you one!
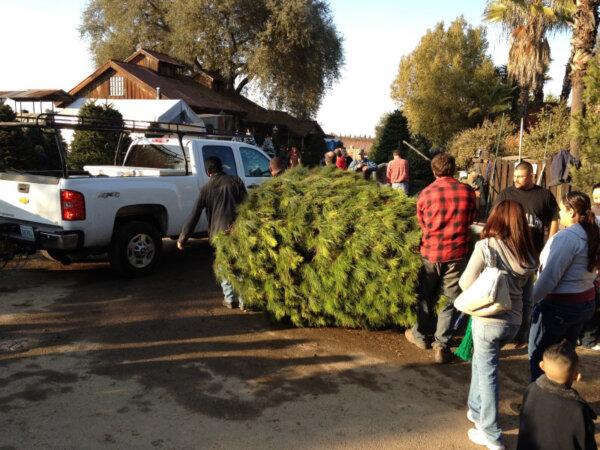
[0,223,83,251]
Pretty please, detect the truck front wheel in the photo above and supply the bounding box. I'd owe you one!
[109,221,162,277]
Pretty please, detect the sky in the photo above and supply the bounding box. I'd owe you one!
[0,0,572,137]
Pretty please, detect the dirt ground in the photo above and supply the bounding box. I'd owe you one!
[1,239,599,450]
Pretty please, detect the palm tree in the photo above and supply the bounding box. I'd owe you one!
[569,0,599,157]
[469,81,517,121]
[484,0,574,117]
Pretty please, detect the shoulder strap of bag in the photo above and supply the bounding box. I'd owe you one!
[483,239,497,268]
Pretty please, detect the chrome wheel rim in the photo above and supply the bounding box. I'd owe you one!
[126,233,155,268]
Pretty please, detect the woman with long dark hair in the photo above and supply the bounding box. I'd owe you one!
[459,200,537,450]
[529,191,600,381]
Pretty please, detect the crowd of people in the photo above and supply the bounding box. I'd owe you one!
[404,153,600,450]
[176,147,599,450]
[320,145,412,191]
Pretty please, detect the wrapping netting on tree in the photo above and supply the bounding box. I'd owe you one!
[213,166,423,329]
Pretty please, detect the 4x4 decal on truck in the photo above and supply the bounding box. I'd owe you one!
[98,192,120,199]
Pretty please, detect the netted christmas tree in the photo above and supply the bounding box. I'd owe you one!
[213,166,423,329]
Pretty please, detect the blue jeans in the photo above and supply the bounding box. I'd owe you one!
[468,320,520,446]
[220,279,243,307]
[580,290,600,347]
[529,300,595,381]
[391,182,409,194]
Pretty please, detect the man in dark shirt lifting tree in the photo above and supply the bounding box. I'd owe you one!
[177,156,247,309]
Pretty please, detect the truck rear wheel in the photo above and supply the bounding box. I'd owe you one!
[109,221,162,277]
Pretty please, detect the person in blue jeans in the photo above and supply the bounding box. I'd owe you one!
[459,200,537,450]
[177,156,248,309]
[529,191,600,381]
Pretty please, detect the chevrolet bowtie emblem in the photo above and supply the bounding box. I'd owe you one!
[19,197,29,204]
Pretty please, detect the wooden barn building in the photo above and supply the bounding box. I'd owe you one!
[65,48,323,146]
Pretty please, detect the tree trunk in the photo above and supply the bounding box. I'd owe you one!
[560,48,574,102]
[518,85,530,121]
[569,0,600,158]
[533,78,545,107]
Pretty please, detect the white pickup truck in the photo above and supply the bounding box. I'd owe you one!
[0,127,272,276]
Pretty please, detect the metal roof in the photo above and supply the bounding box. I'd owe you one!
[0,89,73,102]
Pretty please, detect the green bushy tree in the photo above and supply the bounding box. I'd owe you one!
[0,104,15,121]
[370,110,411,164]
[448,118,517,169]
[405,135,435,193]
[213,166,423,329]
[301,133,327,167]
[522,103,570,160]
[573,56,600,192]
[0,105,63,173]
[0,104,20,171]
[370,110,433,192]
[391,17,501,147]
[69,103,126,170]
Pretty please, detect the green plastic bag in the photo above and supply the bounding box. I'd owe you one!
[454,317,473,362]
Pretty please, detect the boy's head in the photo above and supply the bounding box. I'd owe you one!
[540,341,581,386]
[592,182,600,206]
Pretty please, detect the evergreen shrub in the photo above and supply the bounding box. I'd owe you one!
[0,104,64,172]
[523,103,570,160]
[574,57,600,192]
[69,102,126,170]
[301,133,327,167]
[448,118,516,169]
[370,110,433,193]
[213,166,423,329]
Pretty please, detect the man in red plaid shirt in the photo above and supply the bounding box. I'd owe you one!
[405,153,477,363]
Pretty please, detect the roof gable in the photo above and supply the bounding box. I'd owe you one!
[125,48,185,67]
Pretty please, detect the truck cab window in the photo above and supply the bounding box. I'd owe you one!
[125,143,187,170]
[202,145,237,176]
[240,147,271,178]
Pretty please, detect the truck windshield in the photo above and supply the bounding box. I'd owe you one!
[0,127,63,174]
[125,143,187,170]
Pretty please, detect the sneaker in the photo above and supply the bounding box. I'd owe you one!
[433,346,452,364]
[404,329,430,350]
[467,410,481,429]
[222,300,238,309]
[467,428,505,450]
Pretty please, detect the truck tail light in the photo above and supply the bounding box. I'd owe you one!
[60,190,86,221]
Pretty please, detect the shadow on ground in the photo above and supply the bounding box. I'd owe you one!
[1,239,599,449]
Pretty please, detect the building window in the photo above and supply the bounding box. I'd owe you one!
[109,76,125,96]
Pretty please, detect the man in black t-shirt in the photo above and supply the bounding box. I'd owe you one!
[495,161,559,254]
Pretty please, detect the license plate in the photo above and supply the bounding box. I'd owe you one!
[19,225,35,241]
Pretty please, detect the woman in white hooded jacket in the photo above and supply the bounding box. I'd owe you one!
[529,191,600,380]
[459,200,537,450]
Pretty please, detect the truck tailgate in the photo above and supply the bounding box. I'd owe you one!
[0,175,62,226]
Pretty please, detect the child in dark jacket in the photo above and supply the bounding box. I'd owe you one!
[517,341,597,450]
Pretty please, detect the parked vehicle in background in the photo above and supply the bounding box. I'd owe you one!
[0,115,271,276]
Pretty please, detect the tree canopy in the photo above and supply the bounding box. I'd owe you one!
[573,55,600,192]
[80,0,344,119]
[69,103,127,170]
[0,104,63,173]
[390,17,501,147]
[484,0,574,112]
[369,110,411,165]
